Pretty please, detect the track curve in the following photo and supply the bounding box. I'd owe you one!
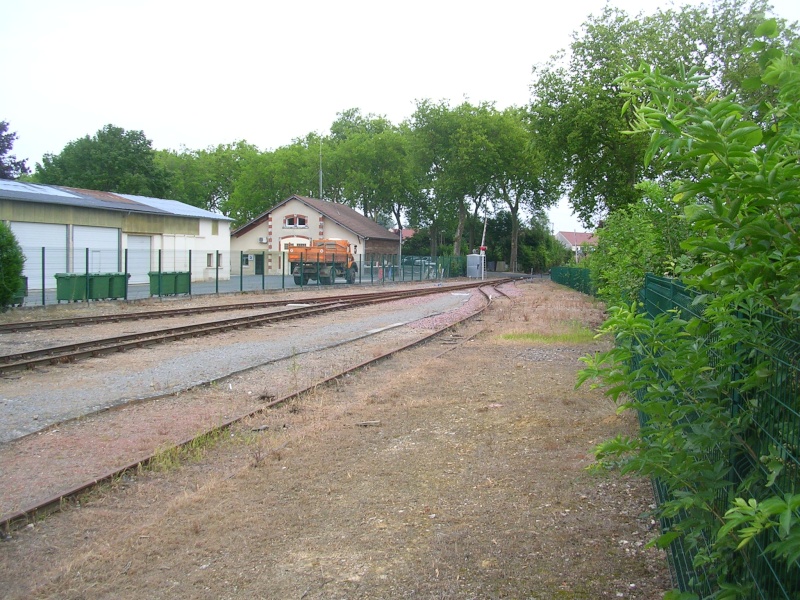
[0,282,515,531]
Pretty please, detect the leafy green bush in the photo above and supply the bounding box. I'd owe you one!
[586,180,691,306]
[0,221,25,310]
[580,22,800,598]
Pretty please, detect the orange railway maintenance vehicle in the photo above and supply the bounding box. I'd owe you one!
[287,239,358,285]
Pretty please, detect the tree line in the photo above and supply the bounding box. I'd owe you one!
[3,0,797,278]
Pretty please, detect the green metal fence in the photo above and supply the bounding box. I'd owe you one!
[640,274,800,598]
[12,247,467,306]
[550,266,596,295]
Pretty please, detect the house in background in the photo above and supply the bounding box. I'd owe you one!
[556,231,597,263]
[391,227,416,241]
[0,180,232,288]
[230,195,400,276]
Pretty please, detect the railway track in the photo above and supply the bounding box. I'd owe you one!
[0,280,501,334]
[0,280,509,374]
[0,281,512,532]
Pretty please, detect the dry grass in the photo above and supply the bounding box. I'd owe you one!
[0,281,669,599]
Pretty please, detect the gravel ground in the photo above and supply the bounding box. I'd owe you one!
[0,280,673,599]
[0,286,490,519]
[0,289,477,444]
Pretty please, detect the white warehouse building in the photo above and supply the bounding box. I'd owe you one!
[0,180,232,289]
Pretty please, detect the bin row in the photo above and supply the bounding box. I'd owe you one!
[148,271,191,296]
[51,271,191,302]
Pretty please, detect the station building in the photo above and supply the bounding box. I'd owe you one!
[230,195,400,276]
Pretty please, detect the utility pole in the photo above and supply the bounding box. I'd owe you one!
[479,213,488,280]
[318,136,323,199]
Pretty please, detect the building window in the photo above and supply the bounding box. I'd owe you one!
[207,253,214,268]
[211,221,219,236]
[284,214,308,228]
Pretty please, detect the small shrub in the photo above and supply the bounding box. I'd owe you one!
[0,222,25,310]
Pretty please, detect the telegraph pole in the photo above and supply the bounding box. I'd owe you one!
[479,213,488,280]
[318,136,323,199]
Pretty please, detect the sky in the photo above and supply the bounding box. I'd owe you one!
[3,0,799,234]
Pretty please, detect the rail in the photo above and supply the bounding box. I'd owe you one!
[0,281,513,531]
[0,281,511,374]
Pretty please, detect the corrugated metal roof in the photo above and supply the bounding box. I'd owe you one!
[0,180,80,198]
[0,180,230,221]
[117,194,232,221]
[0,180,164,213]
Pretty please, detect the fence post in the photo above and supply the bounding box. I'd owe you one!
[299,252,305,288]
[41,247,46,306]
[188,249,192,296]
[85,248,89,301]
[158,249,163,297]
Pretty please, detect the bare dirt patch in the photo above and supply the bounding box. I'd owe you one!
[0,281,670,599]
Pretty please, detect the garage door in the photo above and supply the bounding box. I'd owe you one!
[9,222,68,289]
[127,235,152,284]
[72,226,120,272]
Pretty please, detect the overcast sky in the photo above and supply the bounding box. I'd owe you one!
[3,0,798,233]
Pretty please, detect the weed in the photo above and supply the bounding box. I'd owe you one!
[288,346,303,392]
[148,428,226,472]
[501,323,595,345]
[250,445,265,467]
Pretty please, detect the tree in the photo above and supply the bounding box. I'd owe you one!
[485,106,560,272]
[410,100,496,257]
[156,141,258,213]
[335,121,422,243]
[327,109,397,218]
[530,0,797,228]
[0,120,30,180]
[33,124,170,197]
[585,180,691,306]
[0,222,25,310]
[226,137,320,227]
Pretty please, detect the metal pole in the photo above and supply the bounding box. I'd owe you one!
[398,225,403,279]
[41,247,46,306]
[124,249,128,300]
[319,137,323,199]
[300,251,304,288]
[188,249,192,296]
[85,248,89,301]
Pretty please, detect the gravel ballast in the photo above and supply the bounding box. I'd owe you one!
[0,291,477,443]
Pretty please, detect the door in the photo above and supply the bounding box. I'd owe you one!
[127,235,152,284]
[254,253,264,275]
[9,222,68,289]
[72,226,120,272]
